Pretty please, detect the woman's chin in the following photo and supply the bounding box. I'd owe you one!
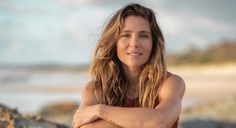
[121,62,144,71]
[126,64,142,70]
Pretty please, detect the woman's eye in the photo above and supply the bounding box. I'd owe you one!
[121,34,130,38]
[140,35,149,38]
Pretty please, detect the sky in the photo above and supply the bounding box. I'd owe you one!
[0,0,235,66]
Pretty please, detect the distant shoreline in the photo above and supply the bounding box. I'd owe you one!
[1,64,236,115]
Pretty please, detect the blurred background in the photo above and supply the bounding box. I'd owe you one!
[0,0,236,128]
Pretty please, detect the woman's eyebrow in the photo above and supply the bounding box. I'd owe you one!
[121,30,151,33]
[121,30,132,33]
[139,30,151,34]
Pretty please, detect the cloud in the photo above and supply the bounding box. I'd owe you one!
[55,0,122,7]
[0,0,235,65]
[148,0,236,53]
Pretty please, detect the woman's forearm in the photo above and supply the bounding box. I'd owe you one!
[98,105,170,128]
[80,119,122,128]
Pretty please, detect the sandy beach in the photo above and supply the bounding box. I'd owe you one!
[1,64,236,111]
[1,64,236,127]
[168,64,236,107]
[169,64,236,127]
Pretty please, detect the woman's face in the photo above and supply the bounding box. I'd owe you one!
[117,16,152,70]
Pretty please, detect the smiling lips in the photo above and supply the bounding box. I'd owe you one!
[127,52,143,56]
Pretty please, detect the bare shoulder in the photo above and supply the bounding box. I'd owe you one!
[159,72,186,100]
[166,72,185,89]
[80,80,99,106]
[83,81,96,94]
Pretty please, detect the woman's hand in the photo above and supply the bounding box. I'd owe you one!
[72,104,103,128]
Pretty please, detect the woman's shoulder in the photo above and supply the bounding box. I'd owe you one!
[81,80,99,106]
[157,72,185,102]
[160,72,185,98]
[83,80,96,93]
[166,72,185,85]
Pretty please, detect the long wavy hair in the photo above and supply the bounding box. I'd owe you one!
[90,3,167,108]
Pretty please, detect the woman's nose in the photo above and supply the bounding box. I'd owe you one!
[129,36,139,48]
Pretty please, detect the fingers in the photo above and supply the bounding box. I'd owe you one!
[72,116,81,128]
[72,121,79,128]
[73,108,81,128]
[73,107,87,128]
[72,106,95,127]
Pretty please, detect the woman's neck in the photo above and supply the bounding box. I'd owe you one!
[122,65,140,98]
[122,66,140,86]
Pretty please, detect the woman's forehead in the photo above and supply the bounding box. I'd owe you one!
[121,16,151,33]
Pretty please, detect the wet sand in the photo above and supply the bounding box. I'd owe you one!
[168,64,236,108]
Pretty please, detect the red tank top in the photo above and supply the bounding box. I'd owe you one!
[125,98,179,128]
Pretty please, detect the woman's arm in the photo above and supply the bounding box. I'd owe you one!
[97,74,185,128]
[73,81,122,128]
[75,74,185,128]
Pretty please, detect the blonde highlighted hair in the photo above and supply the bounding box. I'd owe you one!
[90,3,166,108]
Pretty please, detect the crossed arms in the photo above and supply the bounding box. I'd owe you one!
[73,74,185,128]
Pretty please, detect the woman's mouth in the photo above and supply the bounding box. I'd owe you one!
[127,52,142,56]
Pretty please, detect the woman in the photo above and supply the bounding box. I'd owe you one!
[73,3,185,128]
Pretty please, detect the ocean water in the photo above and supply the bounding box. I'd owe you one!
[0,90,82,114]
[0,68,196,114]
[0,68,90,114]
